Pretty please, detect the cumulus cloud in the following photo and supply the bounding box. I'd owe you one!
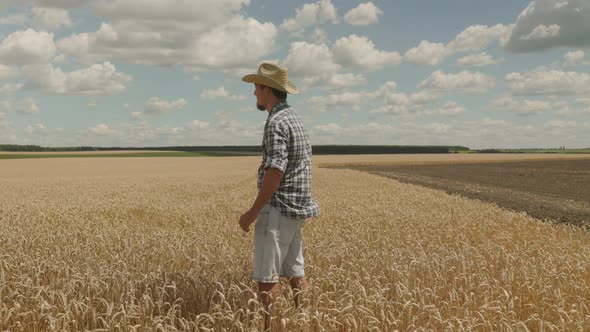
[0,29,56,65]
[0,14,28,25]
[32,7,73,32]
[23,62,132,95]
[447,24,513,52]
[491,96,565,116]
[344,2,383,26]
[315,123,342,134]
[300,72,366,90]
[505,68,590,96]
[0,83,24,94]
[423,101,465,116]
[419,70,495,93]
[280,0,338,36]
[188,16,277,69]
[200,86,246,100]
[88,123,118,135]
[564,50,584,65]
[2,98,40,114]
[505,0,590,52]
[24,123,48,135]
[425,123,450,134]
[0,64,19,80]
[404,24,512,66]
[57,0,276,70]
[520,24,561,40]
[404,40,447,66]
[332,34,401,70]
[308,81,439,115]
[144,97,186,114]
[457,52,504,67]
[186,120,210,130]
[284,41,340,78]
[547,120,576,128]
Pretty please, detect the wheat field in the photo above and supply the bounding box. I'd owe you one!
[1,155,589,331]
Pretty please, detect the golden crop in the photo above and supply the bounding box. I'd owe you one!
[0,156,588,331]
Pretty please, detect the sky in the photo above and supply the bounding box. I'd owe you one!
[0,0,589,149]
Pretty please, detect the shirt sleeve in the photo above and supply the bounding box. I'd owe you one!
[263,120,288,173]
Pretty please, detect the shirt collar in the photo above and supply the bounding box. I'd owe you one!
[268,101,290,117]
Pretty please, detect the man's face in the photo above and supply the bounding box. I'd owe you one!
[254,84,266,111]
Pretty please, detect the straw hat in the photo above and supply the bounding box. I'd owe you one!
[242,63,299,94]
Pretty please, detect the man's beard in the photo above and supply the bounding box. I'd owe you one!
[256,103,266,111]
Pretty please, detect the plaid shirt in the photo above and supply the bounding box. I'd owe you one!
[258,102,320,219]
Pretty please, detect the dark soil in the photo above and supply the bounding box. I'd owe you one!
[341,159,590,228]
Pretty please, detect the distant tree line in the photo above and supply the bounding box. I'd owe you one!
[0,144,470,154]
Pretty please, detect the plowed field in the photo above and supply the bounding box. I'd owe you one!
[345,158,590,227]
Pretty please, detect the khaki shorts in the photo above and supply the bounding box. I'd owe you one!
[252,204,305,283]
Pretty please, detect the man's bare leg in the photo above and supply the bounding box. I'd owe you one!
[258,282,280,331]
[289,277,308,309]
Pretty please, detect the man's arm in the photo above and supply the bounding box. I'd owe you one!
[239,167,284,232]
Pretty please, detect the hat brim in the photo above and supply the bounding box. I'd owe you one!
[242,74,299,94]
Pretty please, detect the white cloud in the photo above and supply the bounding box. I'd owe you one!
[457,52,504,67]
[548,120,576,128]
[0,14,28,25]
[57,1,276,70]
[0,29,56,65]
[284,37,399,88]
[447,24,513,52]
[89,123,118,135]
[37,0,90,9]
[300,72,366,90]
[0,83,23,94]
[32,7,73,32]
[404,40,447,66]
[186,120,211,130]
[188,16,277,69]
[145,97,186,114]
[505,0,590,52]
[520,24,561,40]
[309,81,439,115]
[480,118,507,126]
[423,101,465,116]
[310,28,328,44]
[315,123,342,134]
[0,64,19,80]
[344,2,383,26]
[284,41,340,78]
[24,123,47,135]
[332,35,401,70]
[404,24,512,66]
[200,86,246,100]
[419,70,495,93]
[564,50,584,65]
[505,68,590,96]
[2,98,39,114]
[425,123,450,134]
[555,2,569,9]
[24,62,132,95]
[491,96,564,116]
[280,0,338,36]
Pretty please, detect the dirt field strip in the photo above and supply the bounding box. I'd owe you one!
[335,156,590,228]
[1,156,589,330]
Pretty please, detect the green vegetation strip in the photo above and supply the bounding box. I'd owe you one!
[0,151,254,159]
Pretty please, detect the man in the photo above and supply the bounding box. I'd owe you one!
[239,62,320,330]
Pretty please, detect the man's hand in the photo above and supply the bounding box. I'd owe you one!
[239,209,258,232]
[240,168,283,233]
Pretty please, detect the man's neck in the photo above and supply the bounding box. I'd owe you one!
[266,99,280,113]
